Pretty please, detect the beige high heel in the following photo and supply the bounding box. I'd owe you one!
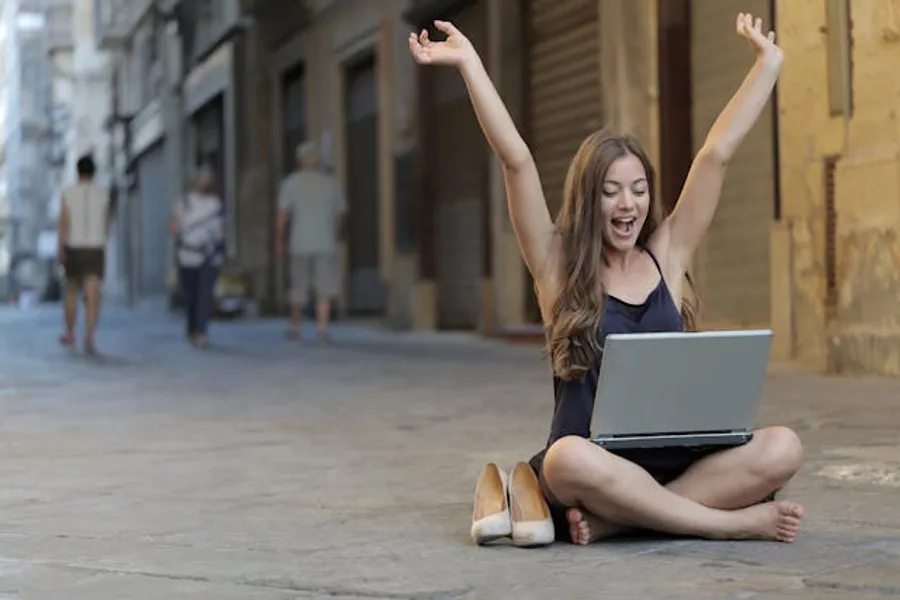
[509,462,555,547]
[470,462,512,545]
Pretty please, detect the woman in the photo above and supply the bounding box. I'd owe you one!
[409,13,804,546]
[170,166,225,349]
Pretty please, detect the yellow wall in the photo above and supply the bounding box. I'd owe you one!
[776,0,900,374]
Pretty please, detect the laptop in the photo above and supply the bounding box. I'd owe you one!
[591,329,773,450]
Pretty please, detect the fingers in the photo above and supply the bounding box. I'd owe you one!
[408,30,430,63]
[736,12,752,36]
[433,19,458,36]
[736,12,776,41]
[408,32,421,56]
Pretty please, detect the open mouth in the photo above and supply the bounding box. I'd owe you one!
[611,217,637,237]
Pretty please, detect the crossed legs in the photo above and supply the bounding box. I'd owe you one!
[541,426,804,545]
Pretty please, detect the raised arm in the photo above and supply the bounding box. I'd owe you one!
[662,13,784,272]
[409,21,557,281]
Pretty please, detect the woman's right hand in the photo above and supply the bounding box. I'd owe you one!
[408,20,477,68]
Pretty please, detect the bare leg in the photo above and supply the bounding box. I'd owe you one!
[543,431,804,545]
[666,426,803,508]
[315,298,331,342]
[60,280,79,345]
[286,304,301,339]
[286,255,306,340]
[82,275,101,354]
[313,256,336,343]
[564,427,804,544]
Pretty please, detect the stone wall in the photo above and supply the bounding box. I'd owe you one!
[776,0,900,375]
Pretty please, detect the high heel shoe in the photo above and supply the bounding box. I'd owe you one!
[470,462,512,545]
[509,461,555,547]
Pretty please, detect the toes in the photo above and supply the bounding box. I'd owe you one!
[773,501,803,543]
[578,524,590,545]
[774,501,802,517]
[777,531,797,543]
[566,509,590,545]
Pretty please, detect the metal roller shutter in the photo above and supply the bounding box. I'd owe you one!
[137,142,169,297]
[432,3,488,329]
[527,0,602,219]
[345,57,386,314]
[691,0,775,327]
[523,0,601,322]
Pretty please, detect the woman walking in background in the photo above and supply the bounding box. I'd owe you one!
[170,166,225,349]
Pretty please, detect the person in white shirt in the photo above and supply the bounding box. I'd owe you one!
[170,166,225,349]
[275,142,346,342]
[57,155,111,355]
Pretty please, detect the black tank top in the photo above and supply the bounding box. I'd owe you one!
[529,248,684,474]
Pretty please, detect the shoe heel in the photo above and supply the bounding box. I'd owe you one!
[470,462,512,545]
[509,462,554,548]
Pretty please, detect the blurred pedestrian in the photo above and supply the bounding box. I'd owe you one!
[170,165,224,349]
[275,142,346,342]
[57,154,111,355]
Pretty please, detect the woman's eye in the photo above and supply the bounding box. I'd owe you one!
[602,188,618,197]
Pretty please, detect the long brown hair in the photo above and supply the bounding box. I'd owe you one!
[546,129,698,381]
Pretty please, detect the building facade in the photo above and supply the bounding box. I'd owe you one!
[41,0,898,377]
[92,0,182,305]
[776,0,900,376]
[1,0,56,299]
[0,2,12,297]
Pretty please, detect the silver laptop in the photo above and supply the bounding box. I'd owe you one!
[591,329,773,450]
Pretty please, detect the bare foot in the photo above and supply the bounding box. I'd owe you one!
[730,501,804,542]
[566,508,622,545]
[59,332,75,347]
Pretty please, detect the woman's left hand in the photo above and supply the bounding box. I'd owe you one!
[736,12,783,65]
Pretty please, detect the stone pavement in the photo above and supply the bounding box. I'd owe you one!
[1,304,899,599]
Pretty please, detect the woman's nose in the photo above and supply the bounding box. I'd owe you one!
[616,191,636,209]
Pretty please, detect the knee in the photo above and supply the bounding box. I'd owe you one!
[541,436,614,501]
[750,426,804,486]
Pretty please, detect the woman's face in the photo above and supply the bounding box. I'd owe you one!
[599,153,650,253]
[195,171,213,193]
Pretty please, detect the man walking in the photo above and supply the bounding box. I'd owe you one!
[57,154,111,355]
[275,142,346,342]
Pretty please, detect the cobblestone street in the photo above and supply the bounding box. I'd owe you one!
[1,305,899,599]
